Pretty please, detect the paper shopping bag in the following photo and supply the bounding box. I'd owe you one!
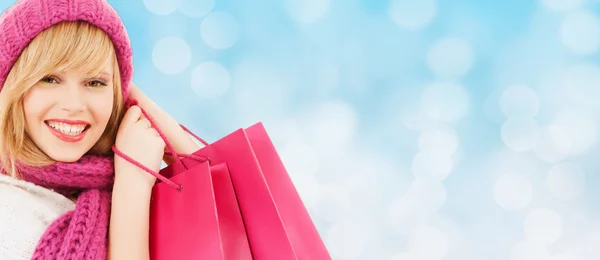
[188,122,331,260]
[245,123,331,259]
[211,163,254,259]
[148,160,252,259]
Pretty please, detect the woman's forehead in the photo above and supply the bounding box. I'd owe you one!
[53,58,114,76]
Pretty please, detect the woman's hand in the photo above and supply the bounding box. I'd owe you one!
[113,105,165,188]
[125,81,202,166]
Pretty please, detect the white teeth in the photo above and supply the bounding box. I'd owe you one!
[47,122,87,136]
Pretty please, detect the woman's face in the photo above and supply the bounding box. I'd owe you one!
[22,58,115,162]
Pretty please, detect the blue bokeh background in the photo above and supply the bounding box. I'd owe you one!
[4,0,600,259]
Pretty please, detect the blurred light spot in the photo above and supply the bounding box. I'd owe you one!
[426,37,475,79]
[388,0,437,31]
[408,226,449,259]
[510,240,550,260]
[418,127,459,155]
[540,0,584,12]
[152,37,192,75]
[179,0,214,18]
[557,64,600,112]
[560,11,600,55]
[400,99,437,131]
[494,172,533,211]
[406,178,447,213]
[343,174,383,209]
[483,89,506,124]
[420,82,470,122]
[524,207,563,245]
[546,162,586,201]
[306,100,359,148]
[190,61,231,99]
[356,231,388,260]
[201,12,239,49]
[551,253,578,260]
[501,117,540,151]
[533,125,572,163]
[388,196,429,235]
[491,149,545,183]
[143,0,182,15]
[314,185,352,222]
[390,252,417,260]
[499,85,540,118]
[147,15,188,39]
[326,219,372,259]
[284,0,331,24]
[552,110,598,154]
[280,141,319,177]
[435,222,479,260]
[412,151,453,182]
[584,225,600,258]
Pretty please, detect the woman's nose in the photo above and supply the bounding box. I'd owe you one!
[59,84,86,113]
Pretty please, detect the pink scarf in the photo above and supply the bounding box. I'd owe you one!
[18,155,115,259]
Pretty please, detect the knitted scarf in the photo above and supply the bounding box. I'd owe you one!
[17,154,115,260]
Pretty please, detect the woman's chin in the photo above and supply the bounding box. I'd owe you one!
[46,151,85,163]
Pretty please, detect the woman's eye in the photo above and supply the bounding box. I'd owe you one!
[40,76,57,84]
[87,80,107,87]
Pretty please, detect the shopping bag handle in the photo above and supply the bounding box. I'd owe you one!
[111,98,210,191]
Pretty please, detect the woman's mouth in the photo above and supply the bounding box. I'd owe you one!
[45,120,91,142]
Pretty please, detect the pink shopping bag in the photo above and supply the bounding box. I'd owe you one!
[149,161,252,260]
[182,122,332,260]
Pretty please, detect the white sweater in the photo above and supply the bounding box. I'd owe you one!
[0,174,75,260]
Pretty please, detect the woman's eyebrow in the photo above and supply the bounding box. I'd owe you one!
[98,71,112,77]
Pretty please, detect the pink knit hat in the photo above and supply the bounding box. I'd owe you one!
[0,0,133,98]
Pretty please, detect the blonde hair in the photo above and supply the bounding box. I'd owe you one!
[0,20,126,177]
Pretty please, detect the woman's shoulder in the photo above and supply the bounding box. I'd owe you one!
[0,173,75,216]
[0,174,76,259]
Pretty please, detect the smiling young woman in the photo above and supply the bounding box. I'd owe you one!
[0,0,199,259]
